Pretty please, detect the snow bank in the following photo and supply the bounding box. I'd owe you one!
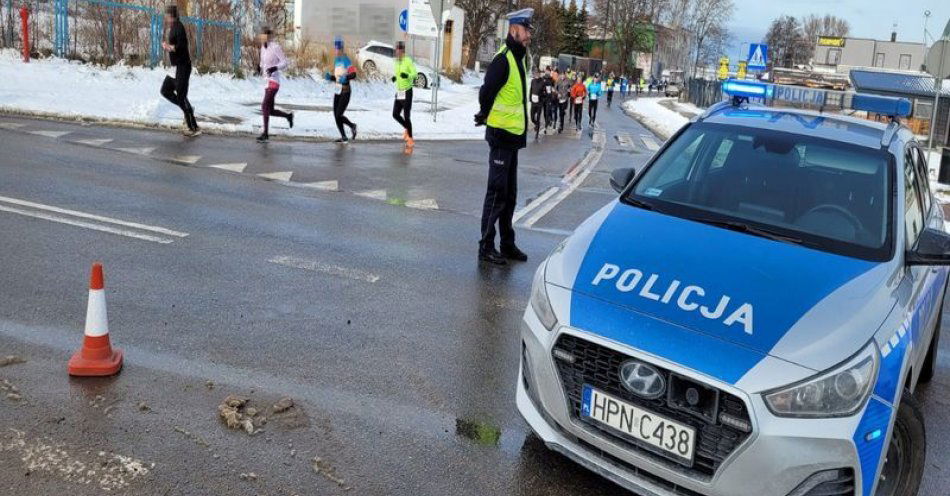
[1,49,483,141]
[621,97,689,140]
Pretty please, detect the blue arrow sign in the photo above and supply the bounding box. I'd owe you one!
[399,9,409,32]
[747,43,768,70]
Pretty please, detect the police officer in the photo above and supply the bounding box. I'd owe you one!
[473,8,532,266]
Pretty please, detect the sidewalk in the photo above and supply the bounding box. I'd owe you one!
[1,50,482,141]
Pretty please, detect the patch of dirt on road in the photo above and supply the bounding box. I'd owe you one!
[1,378,21,401]
[1,430,151,491]
[217,394,309,435]
[0,355,26,367]
[312,456,350,491]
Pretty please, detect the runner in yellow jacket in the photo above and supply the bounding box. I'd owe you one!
[392,41,418,148]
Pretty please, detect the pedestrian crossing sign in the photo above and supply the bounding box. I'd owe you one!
[747,43,768,70]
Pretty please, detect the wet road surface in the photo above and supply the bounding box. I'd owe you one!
[0,100,948,496]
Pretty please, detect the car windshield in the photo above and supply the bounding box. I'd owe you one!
[626,121,893,261]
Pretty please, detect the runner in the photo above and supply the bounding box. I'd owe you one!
[555,70,572,133]
[542,67,555,133]
[619,75,628,100]
[587,74,602,128]
[256,27,293,143]
[324,36,357,144]
[529,68,545,140]
[569,75,586,131]
[159,5,199,136]
[606,72,615,107]
[391,41,417,149]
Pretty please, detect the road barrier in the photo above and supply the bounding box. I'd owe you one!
[68,262,123,377]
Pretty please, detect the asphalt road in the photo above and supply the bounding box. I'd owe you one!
[0,98,947,496]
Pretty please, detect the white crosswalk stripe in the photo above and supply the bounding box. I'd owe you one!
[0,122,26,130]
[29,130,71,138]
[204,163,247,173]
[640,134,660,151]
[405,199,439,210]
[171,155,202,165]
[257,171,293,181]
[116,147,155,156]
[73,138,113,147]
[301,180,339,191]
[355,190,387,201]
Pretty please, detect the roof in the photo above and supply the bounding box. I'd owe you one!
[850,69,950,99]
[702,105,887,149]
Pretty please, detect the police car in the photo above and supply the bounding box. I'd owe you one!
[517,79,948,496]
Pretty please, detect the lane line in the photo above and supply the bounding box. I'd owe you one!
[0,204,175,244]
[355,189,387,201]
[205,163,247,173]
[171,155,202,165]
[640,134,660,151]
[73,138,113,147]
[29,130,70,139]
[300,180,339,191]
[257,171,293,181]
[405,198,439,210]
[268,255,380,283]
[115,147,155,156]
[512,186,558,223]
[0,123,25,130]
[0,195,188,237]
[522,131,606,227]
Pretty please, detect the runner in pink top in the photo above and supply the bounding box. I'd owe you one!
[257,27,293,143]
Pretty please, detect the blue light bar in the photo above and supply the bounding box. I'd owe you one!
[850,94,912,118]
[722,79,773,99]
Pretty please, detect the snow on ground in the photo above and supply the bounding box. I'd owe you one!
[621,97,689,140]
[0,49,483,141]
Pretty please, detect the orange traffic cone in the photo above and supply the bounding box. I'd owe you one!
[68,262,123,376]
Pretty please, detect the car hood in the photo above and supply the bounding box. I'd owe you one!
[546,201,897,384]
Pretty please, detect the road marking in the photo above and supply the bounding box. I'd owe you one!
[355,189,387,201]
[205,163,247,173]
[258,171,293,181]
[0,204,176,243]
[640,134,660,151]
[268,255,380,283]
[616,134,637,149]
[116,147,155,156]
[301,180,339,191]
[0,195,188,238]
[29,130,70,138]
[171,154,202,165]
[405,198,439,210]
[522,131,607,227]
[0,122,25,130]
[513,186,558,223]
[74,138,113,147]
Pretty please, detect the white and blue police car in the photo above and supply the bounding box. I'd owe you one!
[517,79,948,496]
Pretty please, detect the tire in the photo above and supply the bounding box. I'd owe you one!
[874,393,926,496]
[918,297,943,384]
[414,73,428,89]
[362,60,377,73]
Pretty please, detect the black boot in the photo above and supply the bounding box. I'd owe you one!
[256,133,269,143]
[287,112,294,129]
[478,248,507,266]
[500,244,528,262]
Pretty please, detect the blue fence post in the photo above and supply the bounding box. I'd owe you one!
[232,24,240,72]
[195,19,203,61]
[107,7,114,59]
[53,0,68,57]
[150,12,161,67]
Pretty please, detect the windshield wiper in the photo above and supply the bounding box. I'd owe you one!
[623,196,655,211]
[689,217,804,245]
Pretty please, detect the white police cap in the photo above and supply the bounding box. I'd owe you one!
[506,8,534,30]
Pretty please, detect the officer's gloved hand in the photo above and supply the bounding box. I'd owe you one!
[266,66,277,76]
[474,112,487,126]
[400,72,408,79]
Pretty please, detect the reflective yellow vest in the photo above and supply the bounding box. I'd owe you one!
[487,47,526,136]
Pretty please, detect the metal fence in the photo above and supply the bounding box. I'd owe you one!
[3,0,242,72]
[684,78,724,109]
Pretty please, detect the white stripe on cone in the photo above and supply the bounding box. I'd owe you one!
[84,289,109,337]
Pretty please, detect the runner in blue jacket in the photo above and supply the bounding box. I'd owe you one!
[586,74,603,126]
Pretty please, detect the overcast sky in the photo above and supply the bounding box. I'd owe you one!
[726,0,950,61]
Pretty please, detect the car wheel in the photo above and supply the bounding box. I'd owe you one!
[414,73,428,89]
[874,393,925,496]
[918,296,943,384]
[362,60,377,73]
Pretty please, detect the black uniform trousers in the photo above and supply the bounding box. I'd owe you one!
[479,146,518,252]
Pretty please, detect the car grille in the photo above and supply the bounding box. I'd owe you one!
[552,334,753,479]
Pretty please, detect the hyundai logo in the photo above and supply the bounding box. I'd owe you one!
[619,360,666,399]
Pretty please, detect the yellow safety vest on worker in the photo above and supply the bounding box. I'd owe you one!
[487,47,526,136]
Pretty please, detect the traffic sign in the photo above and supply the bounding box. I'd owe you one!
[747,43,768,70]
[399,9,408,32]
[718,57,729,80]
[407,0,438,38]
[737,60,747,79]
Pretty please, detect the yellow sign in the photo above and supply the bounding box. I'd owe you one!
[817,36,845,47]
[718,57,729,80]
[737,61,747,79]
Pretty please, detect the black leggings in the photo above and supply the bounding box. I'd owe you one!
[574,102,583,128]
[262,86,291,135]
[392,88,413,138]
[588,99,599,125]
[334,90,355,139]
[160,63,195,128]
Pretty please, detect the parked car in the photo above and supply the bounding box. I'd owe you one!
[357,41,432,89]
[664,82,681,97]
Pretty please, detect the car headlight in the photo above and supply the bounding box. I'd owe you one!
[530,261,557,331]
[764,341,879,418]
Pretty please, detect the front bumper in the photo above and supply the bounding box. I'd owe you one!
[517,306,867,496]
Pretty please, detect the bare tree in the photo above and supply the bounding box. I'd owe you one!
[685,0,733,77]
[455,0,507,68]
[801,14,849,60]
[765,15,809,68]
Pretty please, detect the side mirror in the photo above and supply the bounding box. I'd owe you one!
[906,227,950,265]
[609,167,637,193]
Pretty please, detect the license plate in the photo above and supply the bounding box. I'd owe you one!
[581,385,695,462]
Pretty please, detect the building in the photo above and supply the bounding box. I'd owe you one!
[813,35,926,74]
[290,0,465,70]
[849,68,950,147]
